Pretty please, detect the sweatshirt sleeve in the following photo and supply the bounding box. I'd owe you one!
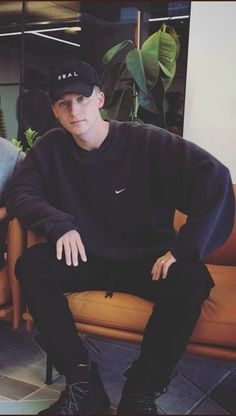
[171,160,235,261]
[14,150,26,169]
[4,151,76,242]
[149,128,235,261]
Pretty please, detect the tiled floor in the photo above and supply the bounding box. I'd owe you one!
[0,320,236,414]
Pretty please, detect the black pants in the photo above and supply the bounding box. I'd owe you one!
[15,243,214,388]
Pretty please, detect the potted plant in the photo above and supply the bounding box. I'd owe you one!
[100,23,180,128]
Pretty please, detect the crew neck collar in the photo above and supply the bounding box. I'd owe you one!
[70,120,115,155]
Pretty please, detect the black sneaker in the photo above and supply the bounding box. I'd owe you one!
[38,361,110,415]
[117,379,166,415]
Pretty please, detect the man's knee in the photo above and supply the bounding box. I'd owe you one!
[162,261,214,304]
[15,243,51,283]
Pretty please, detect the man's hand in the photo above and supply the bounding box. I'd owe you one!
[56,230,87,267]
[151,251,176,280]
[0,207,7,222]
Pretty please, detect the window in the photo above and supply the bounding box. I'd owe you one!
[0,1,190,145]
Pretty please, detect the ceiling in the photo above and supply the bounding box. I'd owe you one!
[0,1,190,29]
[0,1,82,56]
[0,1,190,59]
[0,1,81,29]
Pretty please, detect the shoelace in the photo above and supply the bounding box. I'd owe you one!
[127,387,167,412]
[55,380,90,412]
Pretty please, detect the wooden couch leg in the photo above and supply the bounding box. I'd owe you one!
[45,354,53,385]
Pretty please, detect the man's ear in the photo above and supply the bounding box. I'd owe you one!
[98,91,105,109]
[52,105,59,119]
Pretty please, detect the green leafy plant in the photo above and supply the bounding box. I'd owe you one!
[11,128,39,154]
[24,127,39,149]
[11,138,24,151]
[100,23,180,127]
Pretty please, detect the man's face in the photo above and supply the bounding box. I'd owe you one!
[52,88,105,138]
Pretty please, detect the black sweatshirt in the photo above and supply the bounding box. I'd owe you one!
[5,120,235,262]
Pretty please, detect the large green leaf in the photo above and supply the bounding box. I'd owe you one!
[151,76,166,126]
[101,86,133,121]
[165,24,180,59]
[161,61,177,91]
[102,40,134,66]
[141,31,160,90]
[138,77,165,127]
[126,49,147,92]
[116,87,134,121]
[140,26,179,88]
[159,62,171,77]
[158,27,179,73]
[138,90,158,114]
[101,61,127,106]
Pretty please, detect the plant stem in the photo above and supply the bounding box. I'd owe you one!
[132,83,138,121]
[132,10,141,121]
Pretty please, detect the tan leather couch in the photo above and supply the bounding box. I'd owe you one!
[7,185,236,362]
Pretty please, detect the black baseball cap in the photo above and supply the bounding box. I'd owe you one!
[49,60,101,103]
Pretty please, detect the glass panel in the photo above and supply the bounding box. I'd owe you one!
[0,1,190,143]
[0,1,22,84]
[18,1,81,146]
[0,85,20,140]
[0,1,22,139]
[24,1,81,69]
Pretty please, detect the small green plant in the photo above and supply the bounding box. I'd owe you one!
[11,127,40,154]
[11,138,24,151]
[24,128,40,149]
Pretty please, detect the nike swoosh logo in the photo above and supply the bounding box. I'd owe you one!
[115,188,126,194]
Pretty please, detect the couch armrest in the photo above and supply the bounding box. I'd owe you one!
[0,266,11,306]
[7,218,27,329]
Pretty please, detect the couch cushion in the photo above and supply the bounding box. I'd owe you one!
[191,264,236,346]
[67,264,236,348]
[67,291,152,333]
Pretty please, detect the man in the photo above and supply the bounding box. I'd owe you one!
[0,137,24,305]
[5,60,235,415]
